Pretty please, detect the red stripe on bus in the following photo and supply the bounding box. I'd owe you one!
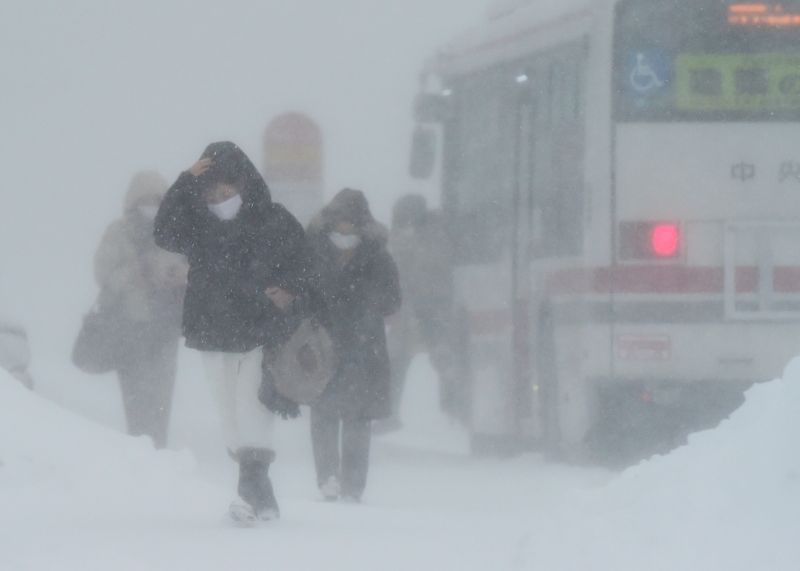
[545,266,800,295]
[774,267,800,292]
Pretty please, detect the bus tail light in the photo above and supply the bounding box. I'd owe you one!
[620,221,681,260]
[650,223,680,257]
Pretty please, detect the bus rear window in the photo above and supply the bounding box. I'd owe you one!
[614,0,800,122]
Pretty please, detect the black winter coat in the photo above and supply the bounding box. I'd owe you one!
[308,223,401,420]
[154,144,313,353]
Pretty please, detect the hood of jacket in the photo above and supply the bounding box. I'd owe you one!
[197,141,272,210]
[124,171,169,213]
[307,188,388,245]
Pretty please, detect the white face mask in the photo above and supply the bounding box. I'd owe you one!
[138,205,159,220]
[329,231,361,250]
[208,193,243,221]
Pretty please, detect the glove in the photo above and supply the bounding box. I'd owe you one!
[258,365,301,420]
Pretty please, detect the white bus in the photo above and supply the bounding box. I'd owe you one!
[411,0,800,462]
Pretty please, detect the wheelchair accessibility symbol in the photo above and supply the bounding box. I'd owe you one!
[629,52,667,94]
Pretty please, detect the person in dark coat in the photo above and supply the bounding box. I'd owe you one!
[154,141,313,523]
[306,189,401,502]
[94,171,187,449]
[384,194,461,428]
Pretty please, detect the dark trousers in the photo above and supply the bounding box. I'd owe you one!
[310,407,372,499]
[116,332,178,449]
[388,300,460,419]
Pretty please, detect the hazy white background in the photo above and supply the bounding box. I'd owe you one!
[0,0,488,386]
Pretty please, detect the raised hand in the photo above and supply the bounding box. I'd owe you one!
[189,157,213,177]
[265,287,295,311]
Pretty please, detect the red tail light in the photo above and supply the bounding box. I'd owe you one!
[620,221,681,260]
[650,223,680,257]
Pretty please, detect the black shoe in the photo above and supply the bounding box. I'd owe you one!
[236,447,280,520]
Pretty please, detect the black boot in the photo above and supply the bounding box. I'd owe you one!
[235,447,280,521]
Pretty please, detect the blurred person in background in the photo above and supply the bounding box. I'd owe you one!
[306,189,401,502]
[0,317,34,390]
[154,142,313,524]
[384,194,460,429]
[94,171,187,449]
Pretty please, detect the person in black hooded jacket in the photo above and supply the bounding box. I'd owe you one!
[306,189,401,502]
[154,142,313,523]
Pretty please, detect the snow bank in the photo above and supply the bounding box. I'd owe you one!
[0,366,554,571]
[3,354,798,571]
[522,358,800,571]
[0,370,227,528]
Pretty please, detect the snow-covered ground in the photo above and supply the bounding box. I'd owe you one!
[1,354,798,570]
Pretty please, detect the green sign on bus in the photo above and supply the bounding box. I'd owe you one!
[676,53,800,112]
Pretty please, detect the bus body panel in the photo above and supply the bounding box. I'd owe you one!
[453,262,516,439]
[616,124,800,222]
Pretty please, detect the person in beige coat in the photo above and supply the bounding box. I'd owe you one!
[94,171,187,448]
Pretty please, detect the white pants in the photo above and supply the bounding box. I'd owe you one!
[202,348,275,453]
